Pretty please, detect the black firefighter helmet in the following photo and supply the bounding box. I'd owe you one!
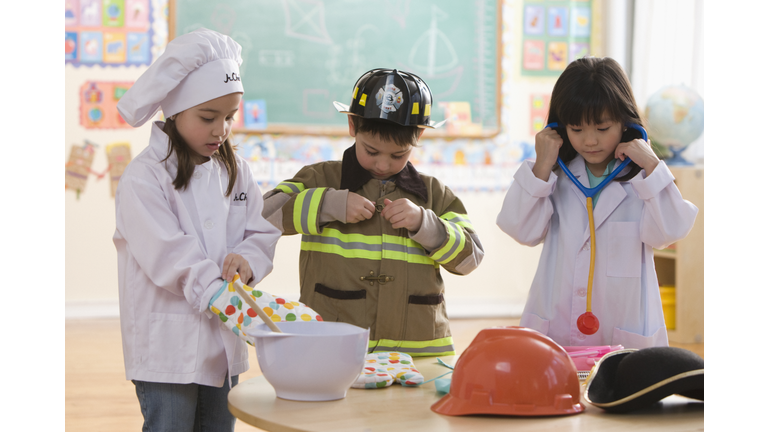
[333,68,446,129]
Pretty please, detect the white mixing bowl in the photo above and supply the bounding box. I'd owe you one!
[250,321,369,401]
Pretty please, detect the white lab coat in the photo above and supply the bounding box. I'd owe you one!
[113,121,281,387]
[497,156,698,349]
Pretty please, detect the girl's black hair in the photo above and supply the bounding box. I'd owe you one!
[350,115,422,147]
[548,56,645,181]
[161,118,239,196]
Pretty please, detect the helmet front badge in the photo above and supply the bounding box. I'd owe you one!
[376,84,403,114]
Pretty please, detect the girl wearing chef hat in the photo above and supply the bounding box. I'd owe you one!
[113,28,281,431]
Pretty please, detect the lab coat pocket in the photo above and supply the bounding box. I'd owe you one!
[605,222,642,278]
[226,205,247,248]
[612,326,668,349]
[147,313,200,373]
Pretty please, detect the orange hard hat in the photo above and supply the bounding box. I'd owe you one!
[431,326,584,416]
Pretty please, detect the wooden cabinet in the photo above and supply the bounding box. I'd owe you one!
[653,166,704,344]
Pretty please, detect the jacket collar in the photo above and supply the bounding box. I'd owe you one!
[340,143,428,202]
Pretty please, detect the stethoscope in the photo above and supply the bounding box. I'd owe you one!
[544,122,648,335]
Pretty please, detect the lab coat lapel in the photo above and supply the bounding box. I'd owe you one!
[565,156,590,210]
[592,173,627,229]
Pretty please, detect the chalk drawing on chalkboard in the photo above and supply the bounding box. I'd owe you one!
[325,24,382,87]
[282,0,332,44]
[259,50,296,67]
[408,5,458,76]
[303,89,335,119]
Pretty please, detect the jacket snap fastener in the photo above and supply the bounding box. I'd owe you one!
[360,271,395,285]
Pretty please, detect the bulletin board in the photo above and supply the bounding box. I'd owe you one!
[65,0,156,67]
[169,0,501,137]
[520,0,593,76]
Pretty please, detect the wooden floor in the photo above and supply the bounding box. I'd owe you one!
[65,317,703,432]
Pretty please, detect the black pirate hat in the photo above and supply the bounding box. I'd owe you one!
[584,347,704,413]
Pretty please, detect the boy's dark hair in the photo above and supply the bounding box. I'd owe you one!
[548,56,644,181]
[161,118,239,196]
[350,115,422,148]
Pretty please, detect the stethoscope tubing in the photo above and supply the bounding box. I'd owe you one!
[545,122,647,197]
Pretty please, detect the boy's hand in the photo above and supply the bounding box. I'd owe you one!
[222,253,253,284]
[346,192,376,223]
[532,127,563,181]
[381,198,423,231]
[615,138,660,176]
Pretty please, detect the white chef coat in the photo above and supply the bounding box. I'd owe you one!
[497,156,698,349]
[113,121,281,387]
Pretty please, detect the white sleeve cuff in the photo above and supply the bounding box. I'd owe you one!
[629,161,675,200]
[514,160,557,198]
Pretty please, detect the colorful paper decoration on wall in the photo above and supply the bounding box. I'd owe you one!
[65,0,154,66]
[80,81,134,129]
[106,143,132,197]
[530,94,551,135]
[243,100,267,130]
[522,0,592,75]
[439,102,483,136]
[65,140,132,198]
[65,141,97,198]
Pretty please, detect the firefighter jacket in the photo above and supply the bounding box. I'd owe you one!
[262,144,484,356]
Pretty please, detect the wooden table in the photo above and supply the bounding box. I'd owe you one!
[228,356,704,432]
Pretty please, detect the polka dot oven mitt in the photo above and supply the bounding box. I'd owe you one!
[352,352,424,389]
[209,276,323,345]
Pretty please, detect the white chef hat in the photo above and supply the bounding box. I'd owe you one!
[117,27,244,127]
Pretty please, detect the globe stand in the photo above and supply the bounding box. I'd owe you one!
[664,146,693,166]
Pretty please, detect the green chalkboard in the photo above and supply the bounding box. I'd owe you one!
[171,0,500,137]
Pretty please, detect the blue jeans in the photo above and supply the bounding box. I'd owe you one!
[133,375,239,432]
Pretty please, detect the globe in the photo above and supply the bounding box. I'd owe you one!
[644,85,704,165]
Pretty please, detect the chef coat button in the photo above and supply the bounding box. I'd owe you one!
[194,171,202,179]
[204,220,214,229]
[582,243,590,252]
[576,288,587,297]
[576,332,587,341]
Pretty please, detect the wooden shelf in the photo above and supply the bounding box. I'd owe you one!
[655,166,704,344]
[653,248,677,260]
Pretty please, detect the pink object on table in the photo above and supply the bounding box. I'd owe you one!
[564,345,624,371]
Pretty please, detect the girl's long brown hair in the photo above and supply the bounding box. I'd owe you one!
[547,57,644,182]
[161,118,238,196]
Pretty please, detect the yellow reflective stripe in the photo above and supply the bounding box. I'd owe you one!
[412,103,419,115]
[306,189,323,234]
[443,225,466,263]
[301,241,382,260]
[382,234,437,266]
[276,181,305,194]
[425,103,431,116]
[432,219,465,264]
[368,337,456,356]
[293,188,326,235]
[300,229,437,266]
[441,211,475,231]
[360,93,368,106]
[382,249,437,266]
[353,87,359,100]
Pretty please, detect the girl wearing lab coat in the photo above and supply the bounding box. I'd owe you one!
[113,28,280,431]
[496,57,698,349]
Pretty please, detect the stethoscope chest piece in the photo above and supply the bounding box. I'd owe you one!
[577,311,600,335]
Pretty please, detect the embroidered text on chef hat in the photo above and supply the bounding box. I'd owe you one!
[116,27,244,127]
